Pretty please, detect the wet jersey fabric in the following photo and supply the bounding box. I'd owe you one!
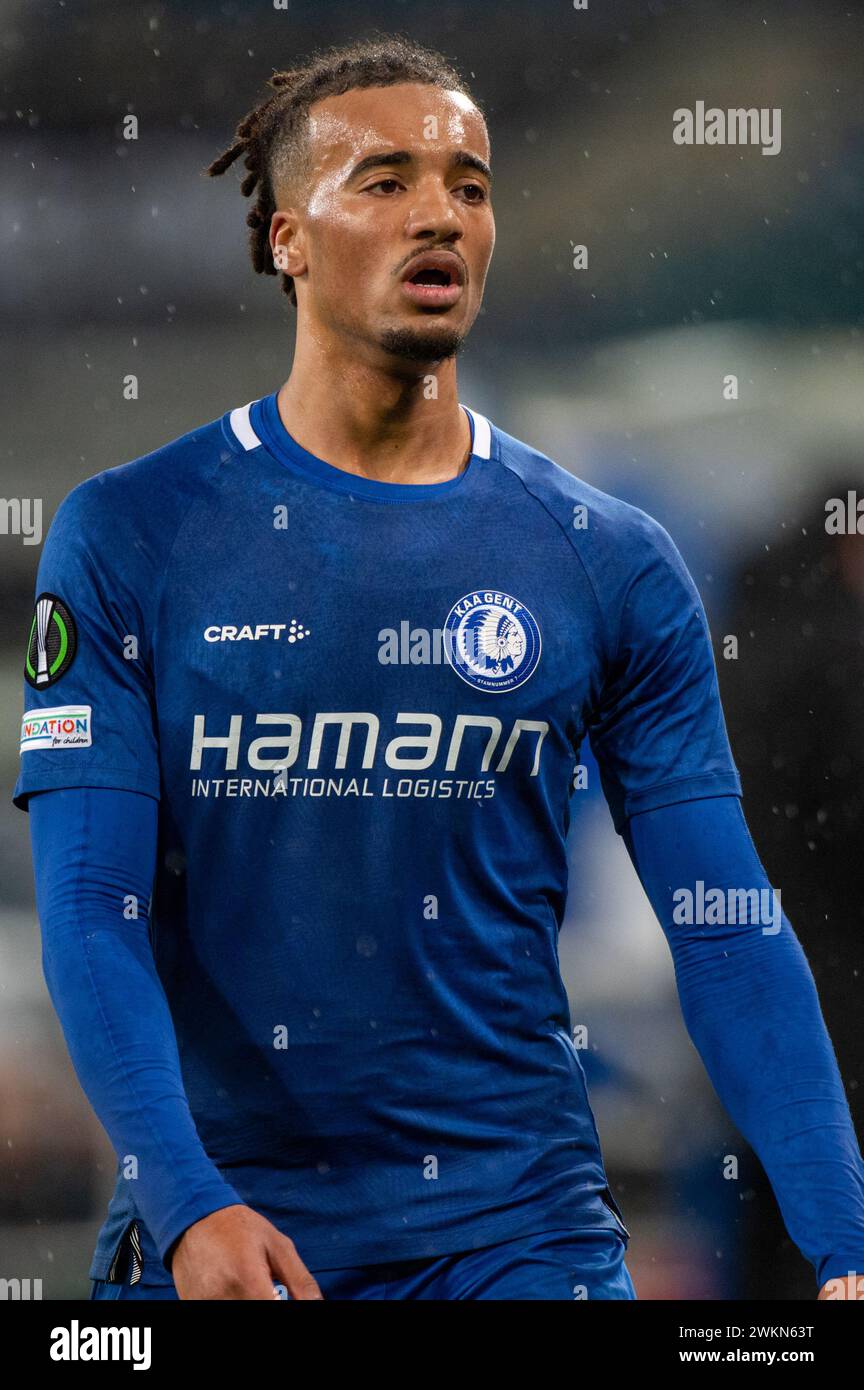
[14,393,741,1281]
[29,787,864,1292]
[89,1225,636,1300]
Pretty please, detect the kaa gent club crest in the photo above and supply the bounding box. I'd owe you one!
[444,590,541,693]
[25,592,78,690]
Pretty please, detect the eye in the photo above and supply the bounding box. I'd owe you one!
[367,178,403,194]
[458,182,488,203]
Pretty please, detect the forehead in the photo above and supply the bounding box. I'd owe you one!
[305,82,490,167]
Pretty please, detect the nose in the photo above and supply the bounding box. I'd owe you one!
[403,176,465,242]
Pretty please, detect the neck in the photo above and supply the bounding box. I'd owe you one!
[275,323,472,485]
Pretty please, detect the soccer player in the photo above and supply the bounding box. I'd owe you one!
[15,36,864,1301]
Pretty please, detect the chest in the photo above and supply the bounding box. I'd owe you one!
[150,512,603,790]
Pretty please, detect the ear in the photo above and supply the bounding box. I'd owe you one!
[269,209,306,280]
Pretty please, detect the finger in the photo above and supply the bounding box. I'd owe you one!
[268,1237,324,1300]
[222,1260,286,1301]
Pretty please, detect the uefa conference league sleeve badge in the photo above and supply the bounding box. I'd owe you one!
[24,592,78,690]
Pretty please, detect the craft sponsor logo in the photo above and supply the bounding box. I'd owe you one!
[20,705,92,752]
[203,620,310,643]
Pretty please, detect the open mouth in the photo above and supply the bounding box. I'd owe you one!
[408,268,454,287]
[400,255,465,308]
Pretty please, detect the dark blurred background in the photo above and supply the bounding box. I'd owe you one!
[1,0,862,1299]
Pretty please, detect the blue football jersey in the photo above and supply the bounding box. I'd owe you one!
[14,392,741,1278]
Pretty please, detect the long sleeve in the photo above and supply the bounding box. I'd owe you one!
[622,792,864,1289]
[28,784,243,1268]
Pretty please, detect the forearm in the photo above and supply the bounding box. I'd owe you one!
[624,794,864,1287]
[29,786,242,1267]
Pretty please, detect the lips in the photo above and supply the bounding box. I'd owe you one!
[400,250,466,287]
[400,250,466,309]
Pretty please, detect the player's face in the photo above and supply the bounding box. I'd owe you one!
[276,82,495,364]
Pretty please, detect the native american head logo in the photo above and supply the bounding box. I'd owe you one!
[443,590,541,692]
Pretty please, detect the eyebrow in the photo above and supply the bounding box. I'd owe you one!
[346,149,493,185]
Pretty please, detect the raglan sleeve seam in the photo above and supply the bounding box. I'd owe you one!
[494,458,619,674]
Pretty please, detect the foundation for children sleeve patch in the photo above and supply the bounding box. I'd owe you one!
[20,706,92,752]
[25,592,78,690]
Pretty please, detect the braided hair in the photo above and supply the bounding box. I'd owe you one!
[205,35,478,307]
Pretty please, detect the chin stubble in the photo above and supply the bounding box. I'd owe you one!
[378,324,464,362]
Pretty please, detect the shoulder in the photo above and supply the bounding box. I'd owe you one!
[488,419,686,584]
[57,413,234,521]
[48,405,241,558]
[38,408,244,633]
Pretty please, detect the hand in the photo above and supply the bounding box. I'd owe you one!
[169,1204,324,1300]
[817,1274,864,1300]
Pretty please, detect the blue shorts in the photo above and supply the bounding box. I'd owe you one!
[90,1226,635,1301]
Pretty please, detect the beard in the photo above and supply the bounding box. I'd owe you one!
[378,321,464,363]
